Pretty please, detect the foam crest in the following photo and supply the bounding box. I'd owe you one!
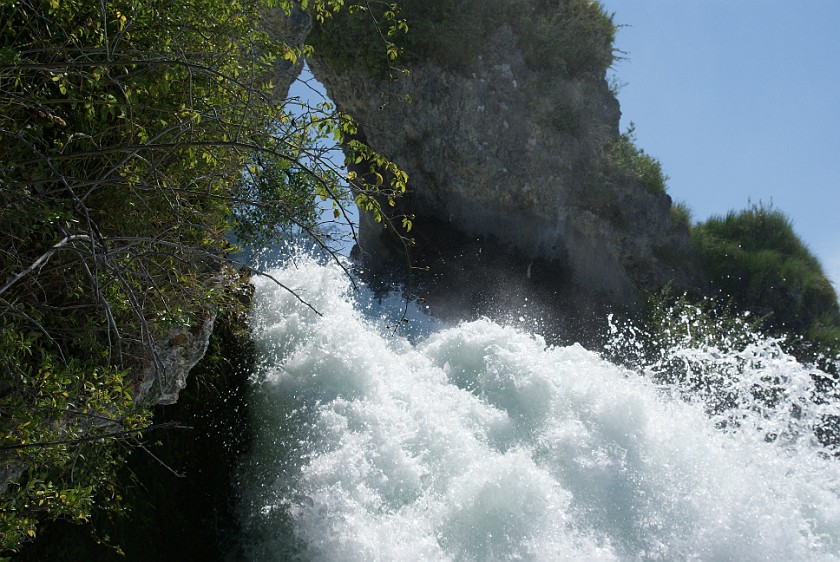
[237,258,840,561]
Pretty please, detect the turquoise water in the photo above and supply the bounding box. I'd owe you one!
[235,255,840,561]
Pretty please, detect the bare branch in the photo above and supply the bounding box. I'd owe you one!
[0,235,92,298]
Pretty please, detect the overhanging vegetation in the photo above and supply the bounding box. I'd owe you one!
[0,0,409,553]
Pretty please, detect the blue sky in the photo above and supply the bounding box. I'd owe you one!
[600,0,840,291]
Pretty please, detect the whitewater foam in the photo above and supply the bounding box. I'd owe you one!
[235,256,840,561]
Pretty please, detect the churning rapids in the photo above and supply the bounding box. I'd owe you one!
[234,254,840,561]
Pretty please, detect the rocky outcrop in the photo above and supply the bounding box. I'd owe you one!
[135,268,252,405]
[136,313,217,405]
[308,1,691,314]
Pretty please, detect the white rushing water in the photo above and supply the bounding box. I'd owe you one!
[236,255,840,561]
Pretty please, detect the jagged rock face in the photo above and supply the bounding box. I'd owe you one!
[309,1,690,308]
[137,313,217,405]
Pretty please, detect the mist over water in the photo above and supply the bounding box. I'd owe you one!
[235,255,840,561]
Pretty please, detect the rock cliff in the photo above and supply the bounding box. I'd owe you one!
[306,0,691,318]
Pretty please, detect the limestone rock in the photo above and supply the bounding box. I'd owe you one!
[137,313,217,406]
[309,1,691,309]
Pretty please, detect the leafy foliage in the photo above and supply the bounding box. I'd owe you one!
[310,1,409,77]
[691,203,840,349]
[311,0,615,77]
[0,0,409,553]
[602,123,668,195]
[0,349,150,555]
[514,0,615,76]
[669,200,692,232]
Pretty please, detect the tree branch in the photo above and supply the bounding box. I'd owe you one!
[0,235,92,298]
[0,422,191,452]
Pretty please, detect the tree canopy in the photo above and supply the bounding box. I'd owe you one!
[0,0,408,552]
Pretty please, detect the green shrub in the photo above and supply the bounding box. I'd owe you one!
[312,0,616,77]
[310,2,412,77]
[514,0,616,76]
[691,203,840,350]
[670,200,692,232]
[602,123,669,195]
[0,339,151,554]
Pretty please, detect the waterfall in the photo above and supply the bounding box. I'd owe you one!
[234,254,840,561]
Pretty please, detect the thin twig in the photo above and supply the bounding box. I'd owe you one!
[0,235,92,297]
[135,442,186,478]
